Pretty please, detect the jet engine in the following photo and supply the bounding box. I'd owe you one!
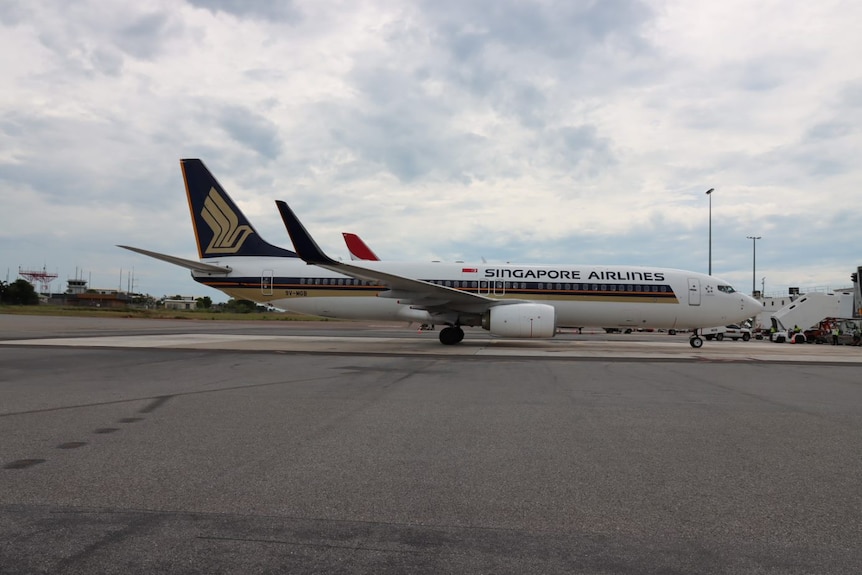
[482,303,556,338]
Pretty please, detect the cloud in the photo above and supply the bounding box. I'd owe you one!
[187,0,302,22]
[0,0,861,301]
[219,105,283,160]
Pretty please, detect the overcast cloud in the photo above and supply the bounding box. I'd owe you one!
[1,0,860,300]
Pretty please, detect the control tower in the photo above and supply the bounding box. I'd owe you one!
[66,278,88,294]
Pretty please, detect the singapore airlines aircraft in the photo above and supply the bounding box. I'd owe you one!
[120,159,761,347]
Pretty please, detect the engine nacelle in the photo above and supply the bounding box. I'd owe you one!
[482,303,556,339]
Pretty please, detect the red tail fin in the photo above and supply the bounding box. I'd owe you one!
[342,232,380,261]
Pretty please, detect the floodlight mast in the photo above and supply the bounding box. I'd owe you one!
[746,236,762,297]
[705,188,714,275]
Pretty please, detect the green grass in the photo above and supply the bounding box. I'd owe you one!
[0,305,330,321]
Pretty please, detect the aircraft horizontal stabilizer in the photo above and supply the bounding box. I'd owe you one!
[117,245,231,274]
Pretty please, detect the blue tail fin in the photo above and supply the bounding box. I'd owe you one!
[181,159,297,259]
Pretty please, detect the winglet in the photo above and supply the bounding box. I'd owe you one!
[275,201,339,266]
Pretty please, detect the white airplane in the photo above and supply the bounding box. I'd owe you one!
[120,159,762,347]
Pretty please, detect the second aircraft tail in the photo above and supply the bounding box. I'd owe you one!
[343,232,381,261]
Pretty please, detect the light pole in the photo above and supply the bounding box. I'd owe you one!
[746,236,761,297]
[706,188,714,275]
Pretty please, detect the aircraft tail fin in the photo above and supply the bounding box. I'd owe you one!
[342,232,381,261]
[181,159,298,259]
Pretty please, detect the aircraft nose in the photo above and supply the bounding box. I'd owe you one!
[743,294,762,317]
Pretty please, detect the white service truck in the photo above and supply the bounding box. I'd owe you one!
[769,292,848,343]
[701,324,752,341]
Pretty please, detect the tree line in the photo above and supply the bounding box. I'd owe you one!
[0,280,266,313]
[0,280,39,305]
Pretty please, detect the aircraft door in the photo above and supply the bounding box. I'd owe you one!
[261,269,274,296]
[479,280,505,296]
[687,278,701,306]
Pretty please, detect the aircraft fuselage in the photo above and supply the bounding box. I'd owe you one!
[192,258,757,330]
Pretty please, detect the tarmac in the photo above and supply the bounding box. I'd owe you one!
[1,314,861,574]
[1,314,861,363]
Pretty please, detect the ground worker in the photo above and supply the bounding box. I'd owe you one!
[788,325,802,343]
[832,325,840,345]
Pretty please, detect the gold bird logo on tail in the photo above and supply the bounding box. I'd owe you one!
[201,187,254,254]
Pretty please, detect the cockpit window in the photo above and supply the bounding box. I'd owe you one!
[717,285,736,293]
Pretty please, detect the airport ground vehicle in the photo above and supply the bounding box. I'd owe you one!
[766,293,859,344]
[803,318,862,345]
[770,293,843,335]
[702,324,752,341]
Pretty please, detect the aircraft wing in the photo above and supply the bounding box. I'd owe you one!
[117,245,232,274]
[276,201,515,312]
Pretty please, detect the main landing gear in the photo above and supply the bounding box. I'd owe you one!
[439,326,465,345]
[689,329,704,348]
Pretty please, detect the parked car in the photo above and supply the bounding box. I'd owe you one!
[703,324,752,341]
[722,324,752,341]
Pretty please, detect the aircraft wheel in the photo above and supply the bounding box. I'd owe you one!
[689,336,704,349]
[439,326,465,345]
[439,327,456,345]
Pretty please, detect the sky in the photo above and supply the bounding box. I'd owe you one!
[1,0,860,302]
